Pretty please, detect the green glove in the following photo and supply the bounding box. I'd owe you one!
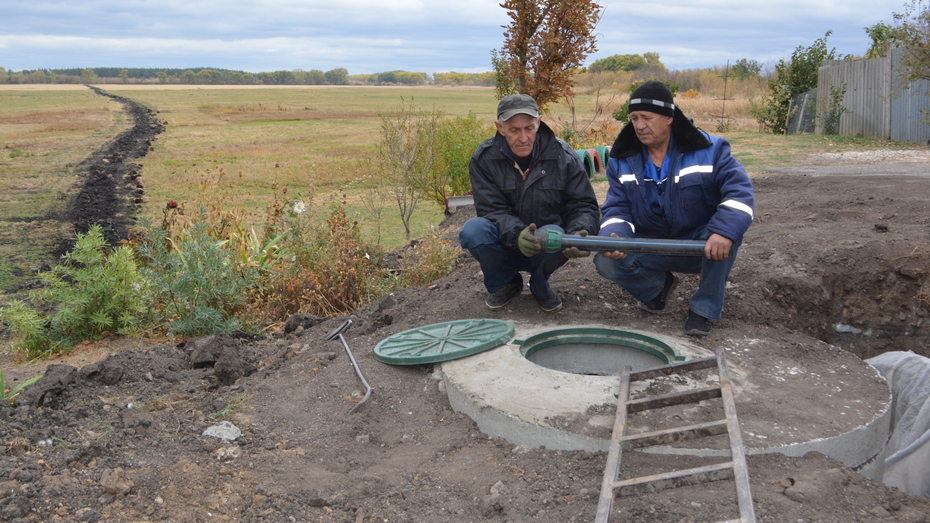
[518,224,541,257]
[563,230,591,259]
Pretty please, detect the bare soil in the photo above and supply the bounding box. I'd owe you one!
[2,89,930,522]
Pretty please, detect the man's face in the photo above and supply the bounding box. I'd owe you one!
[495,114,539,158]
[629,110,673,149]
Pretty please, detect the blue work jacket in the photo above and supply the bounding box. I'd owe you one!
[599,132,754,242]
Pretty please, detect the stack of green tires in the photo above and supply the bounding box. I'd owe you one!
[574,149,595,178]
[575,146,612,178]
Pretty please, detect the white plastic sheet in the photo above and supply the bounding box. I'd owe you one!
[866,351,930,498]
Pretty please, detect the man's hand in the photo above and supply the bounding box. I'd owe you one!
[518,224,541,257]
[704,233,733,261]
[601,233,628,260]
[562,230,591,259]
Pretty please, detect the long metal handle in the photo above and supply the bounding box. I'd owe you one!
[536,229,706,256]
[325,319,372,414]
[337,334,372,414]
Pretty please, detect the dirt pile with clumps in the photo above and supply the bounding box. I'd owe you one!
[2,89,930,522]
[66,87,164,246]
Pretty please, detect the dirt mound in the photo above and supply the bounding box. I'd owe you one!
[65,87,164,247]
[2,93,930,521]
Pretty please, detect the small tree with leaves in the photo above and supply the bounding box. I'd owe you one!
[893,0,930,81]
[865,22,896,59]
[751,31,848,134]
[732,58,762,79]
[494,0,603,108]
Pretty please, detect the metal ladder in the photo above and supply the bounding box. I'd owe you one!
[595,347,756,523]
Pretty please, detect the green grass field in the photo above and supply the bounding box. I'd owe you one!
[0,84,921,293]
[104,85,502,244]
[0,86,132,290]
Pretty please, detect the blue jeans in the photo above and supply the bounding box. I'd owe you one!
[459,217,567,300]
[593,227,741,320]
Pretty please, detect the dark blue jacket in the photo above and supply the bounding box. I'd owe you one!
[600,125,754,243]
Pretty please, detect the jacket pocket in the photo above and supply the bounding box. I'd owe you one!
[676,173,706,209]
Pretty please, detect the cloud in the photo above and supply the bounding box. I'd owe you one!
[0,0,905,73]
[590,0,901,69]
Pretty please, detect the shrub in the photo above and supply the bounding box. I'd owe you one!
[377,99,443,240]
[400,228,461,287]
[0,169,463,358]
[0,225,149,357]
[753,31,848,134]
[822,82,849,135]
[134,209,255,337]
[425,112,492,206]
[258,198,385,318]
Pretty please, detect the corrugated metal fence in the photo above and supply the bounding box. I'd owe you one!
[816,48,930,143]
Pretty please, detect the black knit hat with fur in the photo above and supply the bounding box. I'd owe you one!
[628,81,676,117]
[610,80,712,158]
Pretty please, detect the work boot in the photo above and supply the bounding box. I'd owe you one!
[684,310,712,336]
[529,275,562,313]
[486,274,523,311]
[640,273,679,314]
[534,292,563,313]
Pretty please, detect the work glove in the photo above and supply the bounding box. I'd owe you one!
[562,230,591,259]
[518,224,541,257]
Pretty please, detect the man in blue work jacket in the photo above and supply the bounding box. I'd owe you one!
[595,81,754,335]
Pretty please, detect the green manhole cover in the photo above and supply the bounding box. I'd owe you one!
[374,319,514,365]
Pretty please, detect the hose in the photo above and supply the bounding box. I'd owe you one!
[535,229,706,256]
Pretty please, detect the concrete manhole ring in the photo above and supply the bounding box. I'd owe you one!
[439,322,891,479]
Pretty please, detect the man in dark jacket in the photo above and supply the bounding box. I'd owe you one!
[595,81,754,335]
[459,94,600,313]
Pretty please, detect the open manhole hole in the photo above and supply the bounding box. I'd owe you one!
[514,326,686,376]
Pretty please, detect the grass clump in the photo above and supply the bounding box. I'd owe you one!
[0,369,40,405]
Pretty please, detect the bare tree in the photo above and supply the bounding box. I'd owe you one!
[377,99,442,240]
[495,0,603,108]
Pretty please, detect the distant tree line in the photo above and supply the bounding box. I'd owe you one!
[0,66,496,87]
[0,67,354,85]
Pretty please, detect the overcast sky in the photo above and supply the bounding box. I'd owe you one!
[0,0,906,74]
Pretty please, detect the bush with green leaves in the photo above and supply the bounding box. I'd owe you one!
[134,209,256,337]
[0,178,464,359]
[0,225,149,357]
[425,112,492,206]
[892,2,930,82]
[752,31,849,134]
